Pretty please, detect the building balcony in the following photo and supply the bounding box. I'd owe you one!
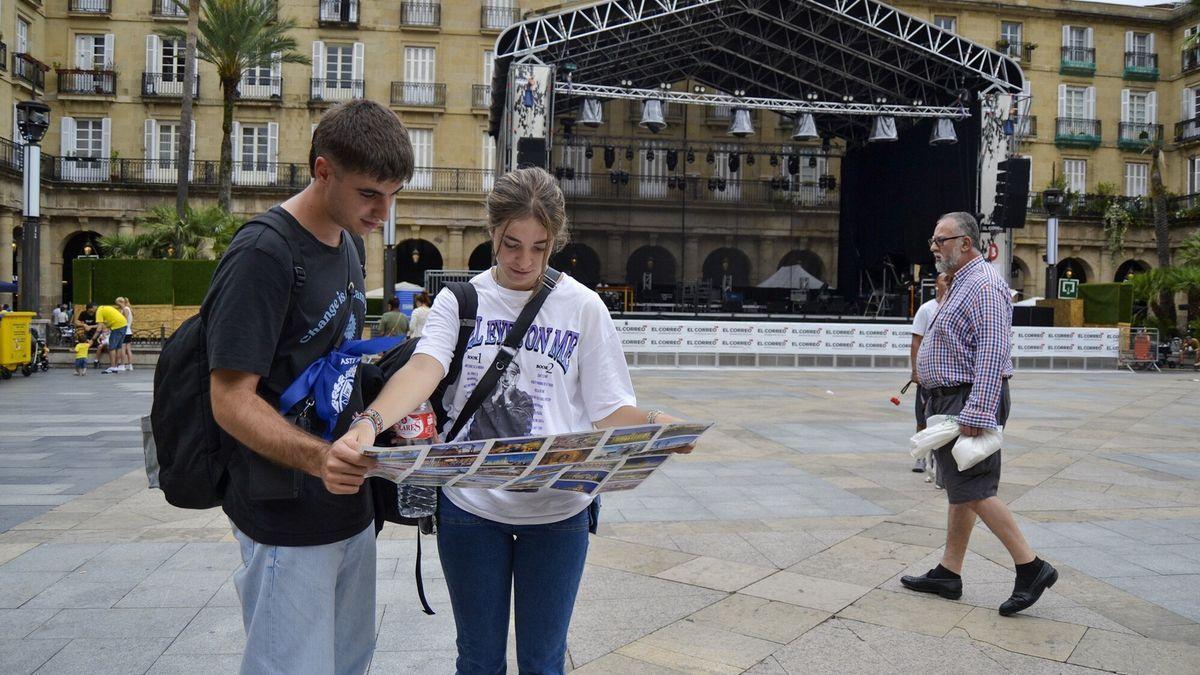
[400,1,440,28]
[1123,51,1158,81]
[1060,46,1096,76]
[1055,117,1101,148]
[472,84,491,109]
[319,0,358,27]
[0,43,7,73]
[57,69,117,96]
[309,78,364,103]
[1117,121,1161,150]
[1176,117,1200,145]
[142,72,199,97]
[68,0,111,13]
[236,77,282,101]
[151,0,187,19]
[13,53,48,91]
[1011,114,1036,141]
[996,40,1035,62]
[1184,47,1200,75]
[1027,191,1152,221]
[390,81,445,107]
[482,3,520,31]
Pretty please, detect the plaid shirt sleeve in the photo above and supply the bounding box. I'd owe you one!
[958,280,1012,429]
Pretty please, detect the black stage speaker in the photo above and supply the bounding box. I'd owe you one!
[1011,305,1054,327]
[516,137,548,169]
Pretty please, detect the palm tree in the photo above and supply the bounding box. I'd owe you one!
[175,0,201,219]
[162,0,308,212]
[1146,140,1177,328]
[100,205,240,259]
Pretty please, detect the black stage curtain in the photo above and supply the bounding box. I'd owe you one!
[836,102,981,298]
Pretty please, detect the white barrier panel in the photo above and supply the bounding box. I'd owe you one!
[613,320,1120,358]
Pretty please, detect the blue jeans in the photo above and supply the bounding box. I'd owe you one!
[231,522,376,675]
[436,493,590,675]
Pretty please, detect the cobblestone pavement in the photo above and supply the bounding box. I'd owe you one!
[1,368,1199,673]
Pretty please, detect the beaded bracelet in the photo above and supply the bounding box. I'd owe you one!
[351,408,384,436]
[646,409,663,425]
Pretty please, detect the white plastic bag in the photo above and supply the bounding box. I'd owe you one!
[952,427,1003,472]
[910,414,960,462]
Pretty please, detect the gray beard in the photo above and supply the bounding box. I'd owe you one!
[934,259,949,274]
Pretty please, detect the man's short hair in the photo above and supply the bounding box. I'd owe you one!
[387,297,399,310]
[939,211,981,251]
[310,100,414,183]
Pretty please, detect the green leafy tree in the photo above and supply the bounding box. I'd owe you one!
[98,204,239,259]
[176,0,201,218]
[1145,140,1177,328]
[162,0,308,212]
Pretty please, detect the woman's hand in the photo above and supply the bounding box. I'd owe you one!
[653,412,696,454]
[322,421,379,495]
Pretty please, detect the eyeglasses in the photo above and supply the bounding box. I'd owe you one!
[928,235,967,247]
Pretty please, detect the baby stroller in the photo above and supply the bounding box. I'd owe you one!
[55,323,77,347]
[31,337,50,373]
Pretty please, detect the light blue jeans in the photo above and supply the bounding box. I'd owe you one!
[231,522,377,675]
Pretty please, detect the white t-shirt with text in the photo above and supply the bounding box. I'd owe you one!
[911,298,939,337]
[414,270,636,525]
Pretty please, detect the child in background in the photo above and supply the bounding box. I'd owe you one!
[74,337,91,376]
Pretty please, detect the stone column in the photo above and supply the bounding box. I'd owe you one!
[365,228,384,293]
[39,215,54,314]
[0,210,12,304]
[447,226,464,269]
[607,233,623,283]
[683,236,700,281]
[117,217,134,238]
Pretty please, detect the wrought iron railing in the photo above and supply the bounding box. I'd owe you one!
[1184,47,1200,74]
[1012,114,1036,138]
[14,53,48,90]
[1176,116,1200,143]
[1061,46,1096,66]
[1055,117,1101,139]
[481,3,520,30]
[472,84,491,108]
[1124,51,1158,70]
[400,1,440,27]
[151,0,186,17]
[319,0,358,26]
[309,78,364,102]
[237,76,282,100]
[390,82,446,107]
[68,0,111,13]
[57,69,117,95]
[996,40,1030,61]
[1117,121,1162,146]
[142,72,199,97]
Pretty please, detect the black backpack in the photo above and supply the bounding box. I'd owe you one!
[149,209,361,509]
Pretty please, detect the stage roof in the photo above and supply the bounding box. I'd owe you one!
[489,0,1025,140]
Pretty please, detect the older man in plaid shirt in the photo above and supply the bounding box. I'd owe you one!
[901,212,1058,617]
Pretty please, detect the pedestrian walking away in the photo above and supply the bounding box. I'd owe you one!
[377,296,409,338]
[407,291,431,339]
[909,272,950,480]
[205,100,413,675]
[334,167,697,675]
[901,211,1058,617]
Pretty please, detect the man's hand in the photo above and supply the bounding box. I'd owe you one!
[322,428,378,495]
[959,424,983,438]
[910,370,919,385]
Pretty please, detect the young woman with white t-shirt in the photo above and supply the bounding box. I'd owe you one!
[333,167,692,674]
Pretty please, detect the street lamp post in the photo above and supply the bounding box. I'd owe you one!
[1042,187,1064,300]
[16,100,50,314]
[382,200,396,311]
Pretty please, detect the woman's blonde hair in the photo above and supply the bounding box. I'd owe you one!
[115,296,129,307]
[485,167,570,255]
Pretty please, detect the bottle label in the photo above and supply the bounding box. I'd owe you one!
[395,410,437,440]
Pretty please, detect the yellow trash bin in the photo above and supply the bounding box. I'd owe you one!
[0,311,35,379]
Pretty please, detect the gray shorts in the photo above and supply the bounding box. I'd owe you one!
[915,385,929,429]
[925,380,1010,504]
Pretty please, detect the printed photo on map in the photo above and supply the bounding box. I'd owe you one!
[550,479,600,494]
[646,435,699,453]
[605,425,659,446]
[422,454,480,469]
[539,448,593,466]
[428,440,490,457]
[490,436,549,455]
[451,474,513,489]
[547,430,607,451]
[363,447,422,463]
[621,455,669,471]
[480,452,537,468]
[593,442,648,458]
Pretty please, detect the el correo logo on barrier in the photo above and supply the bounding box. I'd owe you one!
[859,328,888,337]
[1048,332,1075,341]
[758,327,788,335]
[650,325,682,333]
[792,339,823,348]
[792,327,822,336]
[622,325,648,333]
[1078,344,1103,352]
[758,339,788,348]
[623,337,648,346]
[651,338,684,346]
[825,328,855,337]
[684,326,719,334]
[858,340,889,350]
[686,338,720,347]
[725,326,754,334]
[722,339,754,348]
[825,340,855,349]
[1078,331,1104,339]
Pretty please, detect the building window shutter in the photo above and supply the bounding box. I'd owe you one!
[146,34,160,76]
[1148,33,1155,54]
[100,118,111,161]
[352,42,365,97]
[1085,27,1094,49]
[1086,87,1095,119]
[103,34,114,67]
[1121,89,1130,123]
[60,117,76,156]
[311,41,324,98]
[1058,84,1067,118]
[75,35,90,69]
[1061,25,1070,48]
[1125,31,1133,54]
[267,122,279,183]
[232,121,242,183]
[1148,92,1157,124]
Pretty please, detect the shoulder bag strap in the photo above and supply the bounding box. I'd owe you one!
[445,268,561,441]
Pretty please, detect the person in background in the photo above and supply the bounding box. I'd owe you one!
[76,303,98,341]
[94,303,129,374]
[909,272,950,475]
[74,336,92,376]
[116,297,135,371]
[377,296,409,338]
[51,304,65,327]
[407,291,431,339]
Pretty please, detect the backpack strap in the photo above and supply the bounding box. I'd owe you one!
[445,268,561,441]
[250,208,307,294]
[426,281,478,428]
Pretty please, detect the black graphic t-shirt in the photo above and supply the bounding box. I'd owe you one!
[203,206,369,546]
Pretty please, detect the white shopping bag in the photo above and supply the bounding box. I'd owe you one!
[909,415,960,462]
[951,427,1003,472]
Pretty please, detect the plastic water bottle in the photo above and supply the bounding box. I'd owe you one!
[393,401,438,518]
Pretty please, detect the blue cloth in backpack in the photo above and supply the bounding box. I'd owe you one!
[278,336,404,440]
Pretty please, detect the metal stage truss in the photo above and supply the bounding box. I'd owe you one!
[488,0,1025,140]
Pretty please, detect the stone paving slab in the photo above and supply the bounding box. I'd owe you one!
[2,369,1200,672]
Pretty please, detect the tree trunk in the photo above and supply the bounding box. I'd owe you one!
[1149,145,1177,329]
[218,82,235,212]
[175,0,201,218]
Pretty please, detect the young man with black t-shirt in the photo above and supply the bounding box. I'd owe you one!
[204,100,412,674]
